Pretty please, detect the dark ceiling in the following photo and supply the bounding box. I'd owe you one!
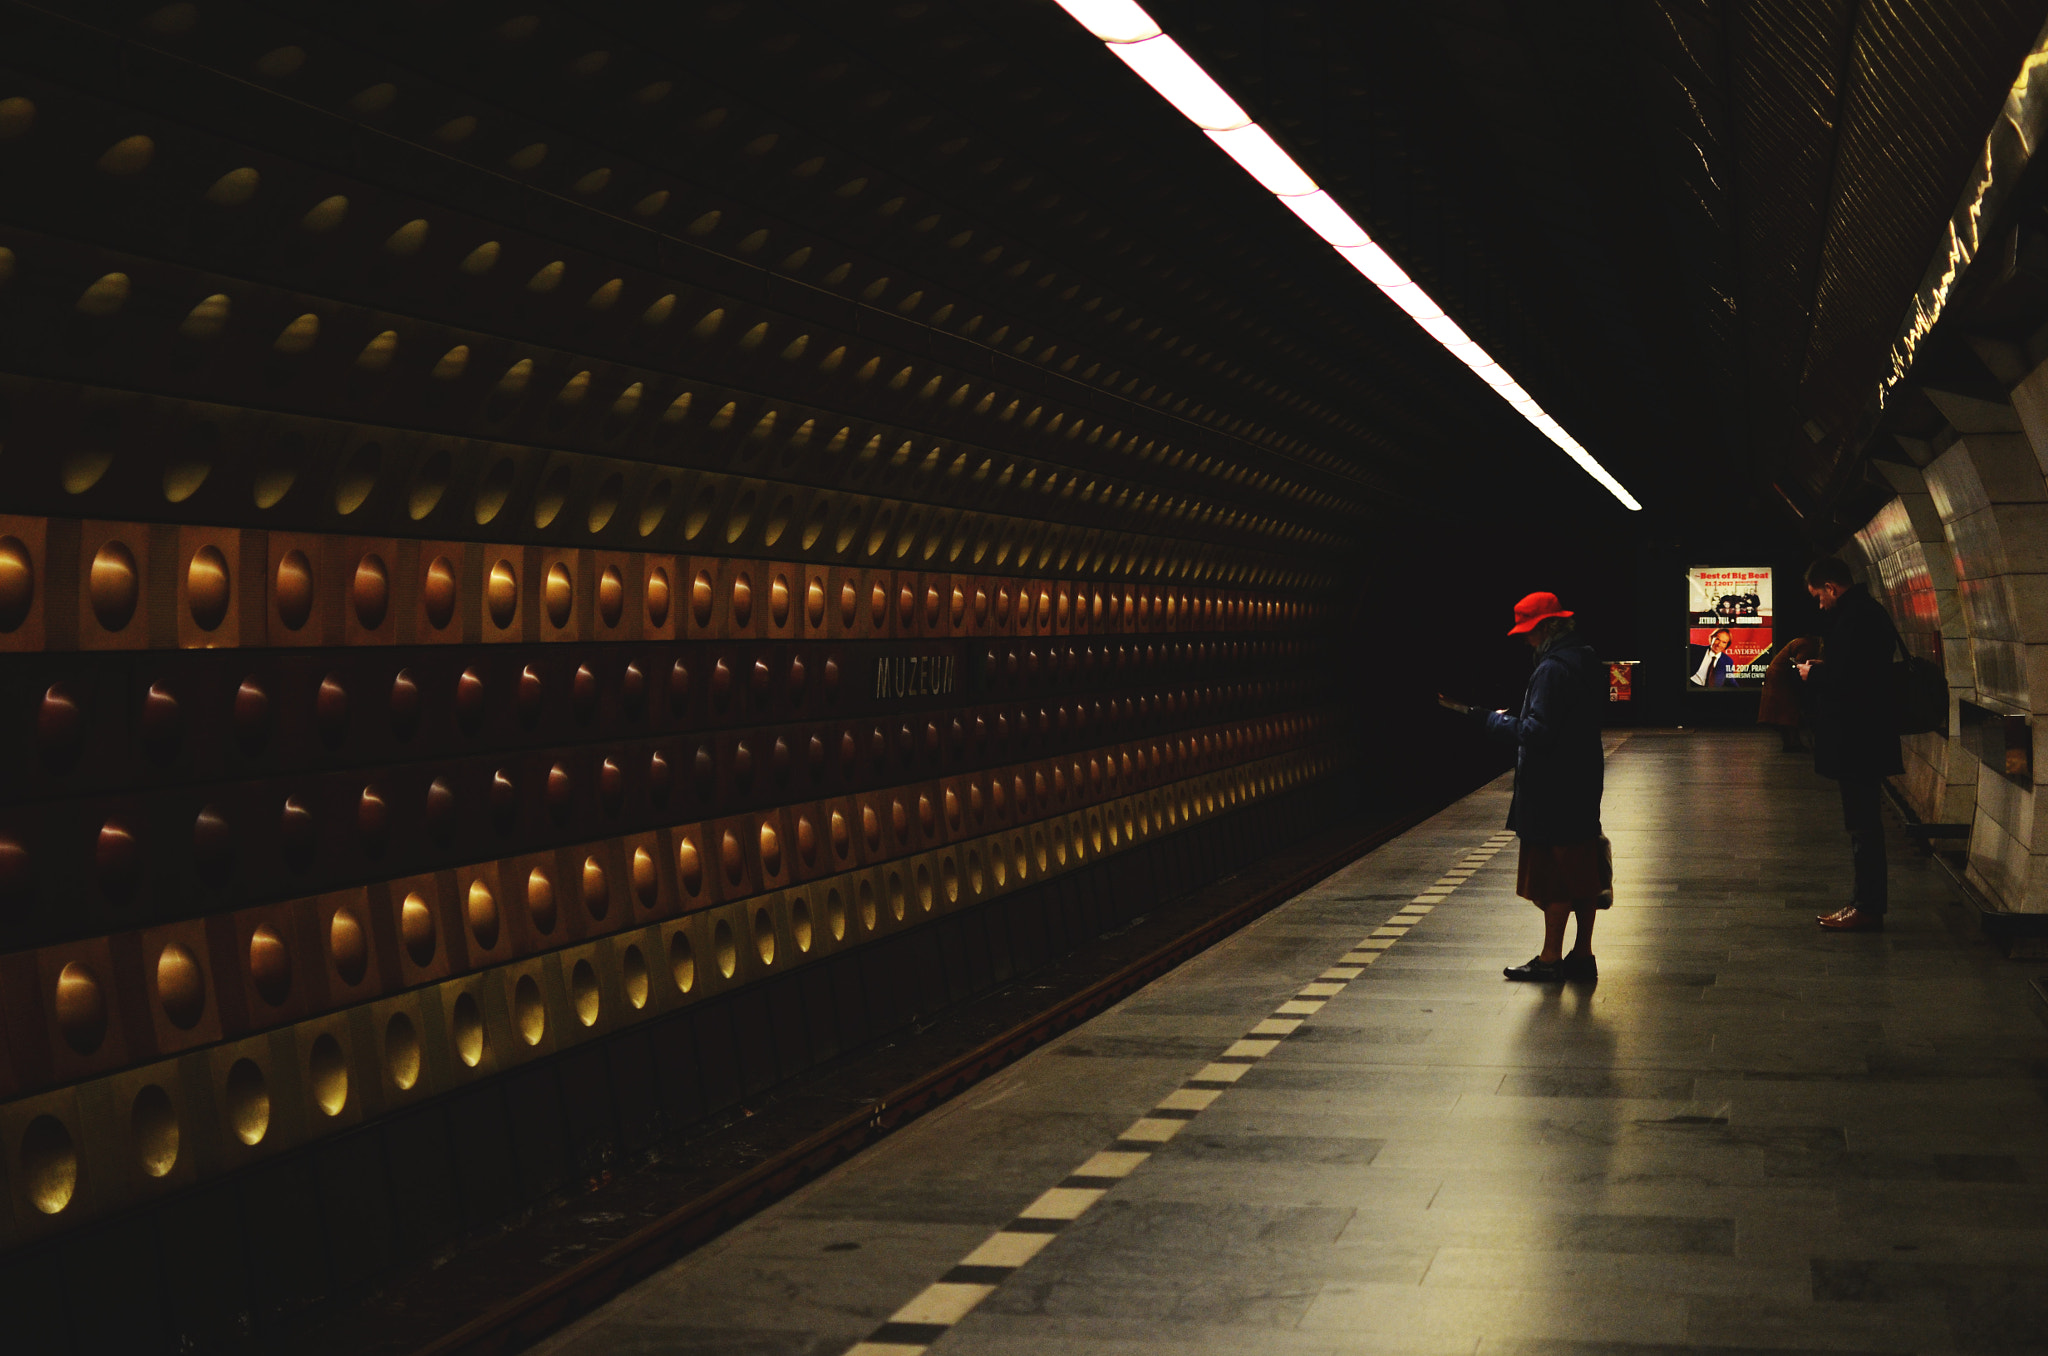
[876,0,2048,528]
[1135,0,2048,524]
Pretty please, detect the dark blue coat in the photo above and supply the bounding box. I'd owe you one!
[1482,639,1606,844]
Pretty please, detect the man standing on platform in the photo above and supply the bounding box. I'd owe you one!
[1796,558,1903,932]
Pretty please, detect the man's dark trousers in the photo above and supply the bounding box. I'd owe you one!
[1839,776,1886,914]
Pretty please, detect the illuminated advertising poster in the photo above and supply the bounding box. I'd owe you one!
[1686,566,1773,688]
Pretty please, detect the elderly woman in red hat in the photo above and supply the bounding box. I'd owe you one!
[1471,592,1611,981]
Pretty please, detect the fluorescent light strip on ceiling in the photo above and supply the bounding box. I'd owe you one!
[1053,0,1643,512]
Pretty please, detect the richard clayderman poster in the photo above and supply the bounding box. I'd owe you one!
[1686,566,1773,688]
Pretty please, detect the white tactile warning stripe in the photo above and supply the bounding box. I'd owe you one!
[840,834,1513,1354]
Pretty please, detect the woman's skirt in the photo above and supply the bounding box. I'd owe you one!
[1516,837,1613,908]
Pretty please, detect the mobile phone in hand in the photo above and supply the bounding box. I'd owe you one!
[1436,694,1472,715]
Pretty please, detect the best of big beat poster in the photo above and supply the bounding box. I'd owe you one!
[1686,566,1773,688]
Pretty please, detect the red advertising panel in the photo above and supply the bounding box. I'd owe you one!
[1686,566,1772,688]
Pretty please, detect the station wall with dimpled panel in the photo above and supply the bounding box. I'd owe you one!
[0,1,1389,1346]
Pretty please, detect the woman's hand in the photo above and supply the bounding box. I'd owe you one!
[1795,660,1815,681]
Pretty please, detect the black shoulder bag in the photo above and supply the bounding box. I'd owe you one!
[1881,610,1948,736]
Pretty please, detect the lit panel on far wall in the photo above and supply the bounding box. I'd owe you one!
[1053,0,1643,512]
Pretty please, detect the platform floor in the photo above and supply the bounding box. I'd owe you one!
[532,730,2048,1356]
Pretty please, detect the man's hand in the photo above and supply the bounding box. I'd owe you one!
[1795,660,1815,681]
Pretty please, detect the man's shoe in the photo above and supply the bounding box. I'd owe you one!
[1818,906,1884,932]
[1560,951,1598,982]
[1816,904,1856,925]
[1504,956,1567,982]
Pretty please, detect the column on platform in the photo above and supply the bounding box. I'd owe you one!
[1920,407,2048,910]
[1848,462,1974,825]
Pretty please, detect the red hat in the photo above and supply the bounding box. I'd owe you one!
[1507,591,1573,635]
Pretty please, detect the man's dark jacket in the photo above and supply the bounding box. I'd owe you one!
[1481,637,1605,844]
[1811,583,1904,781]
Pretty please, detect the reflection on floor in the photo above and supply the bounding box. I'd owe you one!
[531,730,2048,1356]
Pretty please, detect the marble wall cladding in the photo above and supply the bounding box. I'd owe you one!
[1921,383,2048,910]
[2007,356,2048,478]
[1852,481,1970,824]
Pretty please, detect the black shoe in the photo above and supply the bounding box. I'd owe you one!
[1560,951,1597,982]
[1504,956,1566,982]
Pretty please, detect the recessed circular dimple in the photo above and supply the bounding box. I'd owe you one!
[631,846,658,908]
[574,664,599,722]
[89,540,138,632]
[512,670,544,729]
[455,667,486,732]
[548,762,574,820]
[581,854,608,918]
[54,961,107,1054]
[719,830,744,885]
[408,448,451,520]
[248,923,291,1007]
[448,992,485,1069]
[353,553,389,629]
[333,441,379,512]
[514,974,545,1045]
[192,803,233,879]
[490,768,517,831]
[487,559,518,629]
[622,945,650,1009]
[225,1057,269,1145]
[184,544,231,631]
[316,672,349,744]
[280,795,316,869]
[677,837,704,897]
[571,959,601,1027]
[21,1115,76,1215]
[384,1012,421,1092]
[769,574,790,627]
[400,891,436,967]
[598,566,625,627]
[0,535,34,631]
[274,549,313,630]
[669,932,696,994]
[388,668,420,739]
[132,1084,179,1179]
[544,562,573,628]
[646,566,671,626]
[142,928,204,1028]
[691,570,714,627]
[422,556,457,630]
[466,879,500,950]
[524,864,558,935]
[91,816,138,899]
[36,683,82,762]
[329,904,369,986]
